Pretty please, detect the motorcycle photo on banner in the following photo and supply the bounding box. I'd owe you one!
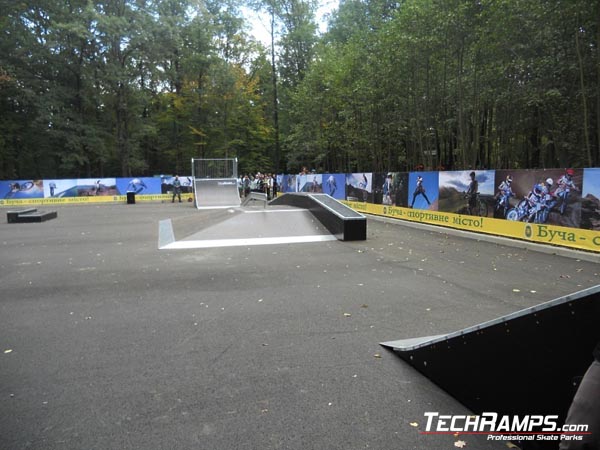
[495,169,583,229]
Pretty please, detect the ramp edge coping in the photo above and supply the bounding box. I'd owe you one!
[380,284,600,351]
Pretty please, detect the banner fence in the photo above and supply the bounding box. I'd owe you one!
[1,168,599,252]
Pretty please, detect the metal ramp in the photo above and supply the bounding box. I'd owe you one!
[242,192,268,208]
[270,193,367,240]
[159,205,336,250]
[193,179,241,209]
[192,158,241,209]
[381,285,600,428]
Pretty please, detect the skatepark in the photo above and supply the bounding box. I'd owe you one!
[1,190,599,449]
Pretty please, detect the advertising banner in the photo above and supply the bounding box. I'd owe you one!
[0,193,194,207]
[346,173,373,203]
[322,173,346,199]
[0,180,44,199]
[278,174,297,193]
[297,174,323,193]
[408,171,439,210]
[344,201,600,253]
[1,168,598,252]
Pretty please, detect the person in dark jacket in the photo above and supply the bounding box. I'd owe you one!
[171,175,182,203]
[559,342,600,450]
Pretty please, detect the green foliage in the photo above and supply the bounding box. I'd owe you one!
[1,0,598,178]
[0,0,277,178]
[290,0,600,171]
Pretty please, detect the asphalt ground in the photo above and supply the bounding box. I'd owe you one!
[0,202,599,450]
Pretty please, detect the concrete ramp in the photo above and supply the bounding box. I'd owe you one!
[159,206,337,249]
[381,285,600,425]
[194,178,240,209]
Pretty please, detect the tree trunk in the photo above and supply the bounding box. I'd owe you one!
[596,4,600,165]
[575,16,592,166]
[270,11,281,172]
[117,82,130,177]
[457,43,467,169]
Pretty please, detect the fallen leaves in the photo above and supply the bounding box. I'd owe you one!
[409,422,419,427]
[454,440,467,448]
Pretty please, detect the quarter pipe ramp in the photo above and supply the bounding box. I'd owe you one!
[194,178,241,209]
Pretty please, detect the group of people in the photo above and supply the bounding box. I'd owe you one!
[167,172,279,204]
[496,168,580,222]
[239,173,278,200]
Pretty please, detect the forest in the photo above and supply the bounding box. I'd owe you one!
[1,0,599,179]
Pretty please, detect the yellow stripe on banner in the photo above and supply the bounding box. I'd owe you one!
[0,194,193,207]
[343,201,600,254]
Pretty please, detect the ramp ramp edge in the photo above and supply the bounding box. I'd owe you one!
[380,284,600,350]
[270,193,367,241]
[158,219,176,249]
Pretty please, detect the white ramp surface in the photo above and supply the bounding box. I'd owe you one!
[194,178,241,209]
[159,208,336,249]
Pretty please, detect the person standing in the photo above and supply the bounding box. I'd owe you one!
[265,174,273,199]
[243,175,250,197]
[410,175,431,208]
[383,174,393,205]
[326,175,337,197]
[466,171,479,215]
[272,175,278,199]
[171,175,182,203]
[559,343,600,450]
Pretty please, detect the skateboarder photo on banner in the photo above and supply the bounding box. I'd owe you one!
[172,175,182,203]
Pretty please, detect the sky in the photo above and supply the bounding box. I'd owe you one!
[438,170,495,196]
[241,0,339,47]
[583,168,600,197]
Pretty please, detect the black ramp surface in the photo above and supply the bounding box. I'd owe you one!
[1,203,599,450]
[6,208,58,223]
[381,285,600,425]
[7,208,37,223]
[271,193,367,240]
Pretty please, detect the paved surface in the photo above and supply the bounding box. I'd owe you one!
[0,202,599,450]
